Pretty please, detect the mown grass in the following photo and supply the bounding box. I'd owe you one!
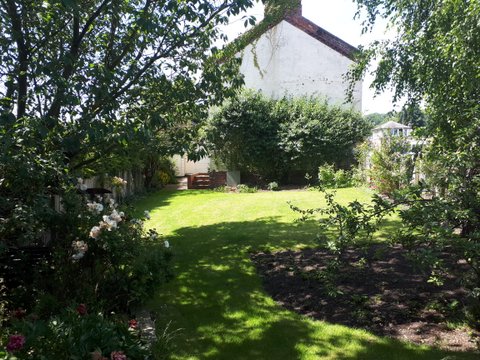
[136,188,477,360]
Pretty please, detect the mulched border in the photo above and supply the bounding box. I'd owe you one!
[250,244,480,352]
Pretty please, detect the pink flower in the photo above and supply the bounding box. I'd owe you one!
[128,319,138,330]
[110,351,127,360]
[76,303,87,316]
[6,334,25,352]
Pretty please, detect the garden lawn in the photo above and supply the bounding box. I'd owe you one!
[136,188,477,360]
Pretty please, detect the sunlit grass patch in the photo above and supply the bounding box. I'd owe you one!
[137,188,477,360]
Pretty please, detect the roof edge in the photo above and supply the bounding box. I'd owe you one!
[284,15,358,61]
[374,121,411,130]
[215,6,359,63]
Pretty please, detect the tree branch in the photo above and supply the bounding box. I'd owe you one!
[70,143,118,171]
[45,0,110,124]
[110,2,231,101]
[5,0,28,119]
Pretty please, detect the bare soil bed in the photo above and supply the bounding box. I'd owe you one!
[250,244,480,352]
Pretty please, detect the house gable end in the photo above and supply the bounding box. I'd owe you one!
[222,4,358,63]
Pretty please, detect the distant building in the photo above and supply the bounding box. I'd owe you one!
[370,121,413,148]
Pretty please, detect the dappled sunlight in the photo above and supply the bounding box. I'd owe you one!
[135,190,476,359]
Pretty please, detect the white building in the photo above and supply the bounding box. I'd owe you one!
[370,121,413,148]
[239,2,362,110]
[174,0,362,176]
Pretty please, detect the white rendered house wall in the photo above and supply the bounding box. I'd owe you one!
[239,20,362,111]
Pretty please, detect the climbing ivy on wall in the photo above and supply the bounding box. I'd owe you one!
[215,0,302,62]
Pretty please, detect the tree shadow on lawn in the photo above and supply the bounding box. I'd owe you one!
[147,218,477,360]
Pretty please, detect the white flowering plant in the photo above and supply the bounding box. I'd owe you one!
[111,176,128,188]
[47,191,173,313]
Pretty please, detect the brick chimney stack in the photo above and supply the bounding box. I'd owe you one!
[289,0,302,17]
[264,0,302,18]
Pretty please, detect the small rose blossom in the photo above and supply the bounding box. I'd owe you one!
[6,334,25,352]
[89,226,101,239]
[110,351,127,360]
[87,202,104,214]
[128,319,138,330]
[72,240,88,253]
[164,240,170,248]
[109,210,122,223]
[100,216,117,231]
[76,303,87,316]
[72,252,85,261]
[111,176,127,187]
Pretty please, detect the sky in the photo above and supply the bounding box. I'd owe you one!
[223,0,399,115]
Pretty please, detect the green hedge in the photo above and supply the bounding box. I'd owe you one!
[205,90,371,183]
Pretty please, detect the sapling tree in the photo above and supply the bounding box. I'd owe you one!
[290,188,395,257]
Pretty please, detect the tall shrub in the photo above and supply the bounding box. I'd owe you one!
[368,136,418,196]
[205,90,370,182]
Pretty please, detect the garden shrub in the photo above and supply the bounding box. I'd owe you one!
[0,138,62,249]
[1,189,172,319]
[318,164,336,188]
[318,164,354,189]
[236,184,258,193]
[368,136,419,196]
[206,91,285,181]
[205,90,370,183]
[290,189,392,257]
[146,157,177,190]
[267,182,279,191]
[1,307,149,359]
[45,192,173,313]
[334,169,352,188]
[0,186,173,357]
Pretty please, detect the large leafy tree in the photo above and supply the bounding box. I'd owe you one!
[347,0,480,322]
[350,0,479,149]
[0,0,255,246]
[0,0,254,172]
[349,0,479,234]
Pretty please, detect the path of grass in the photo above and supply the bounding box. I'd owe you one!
[136,188,477,360]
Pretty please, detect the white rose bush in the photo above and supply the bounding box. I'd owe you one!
[1,186,173,358]
[45,190,174,314]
